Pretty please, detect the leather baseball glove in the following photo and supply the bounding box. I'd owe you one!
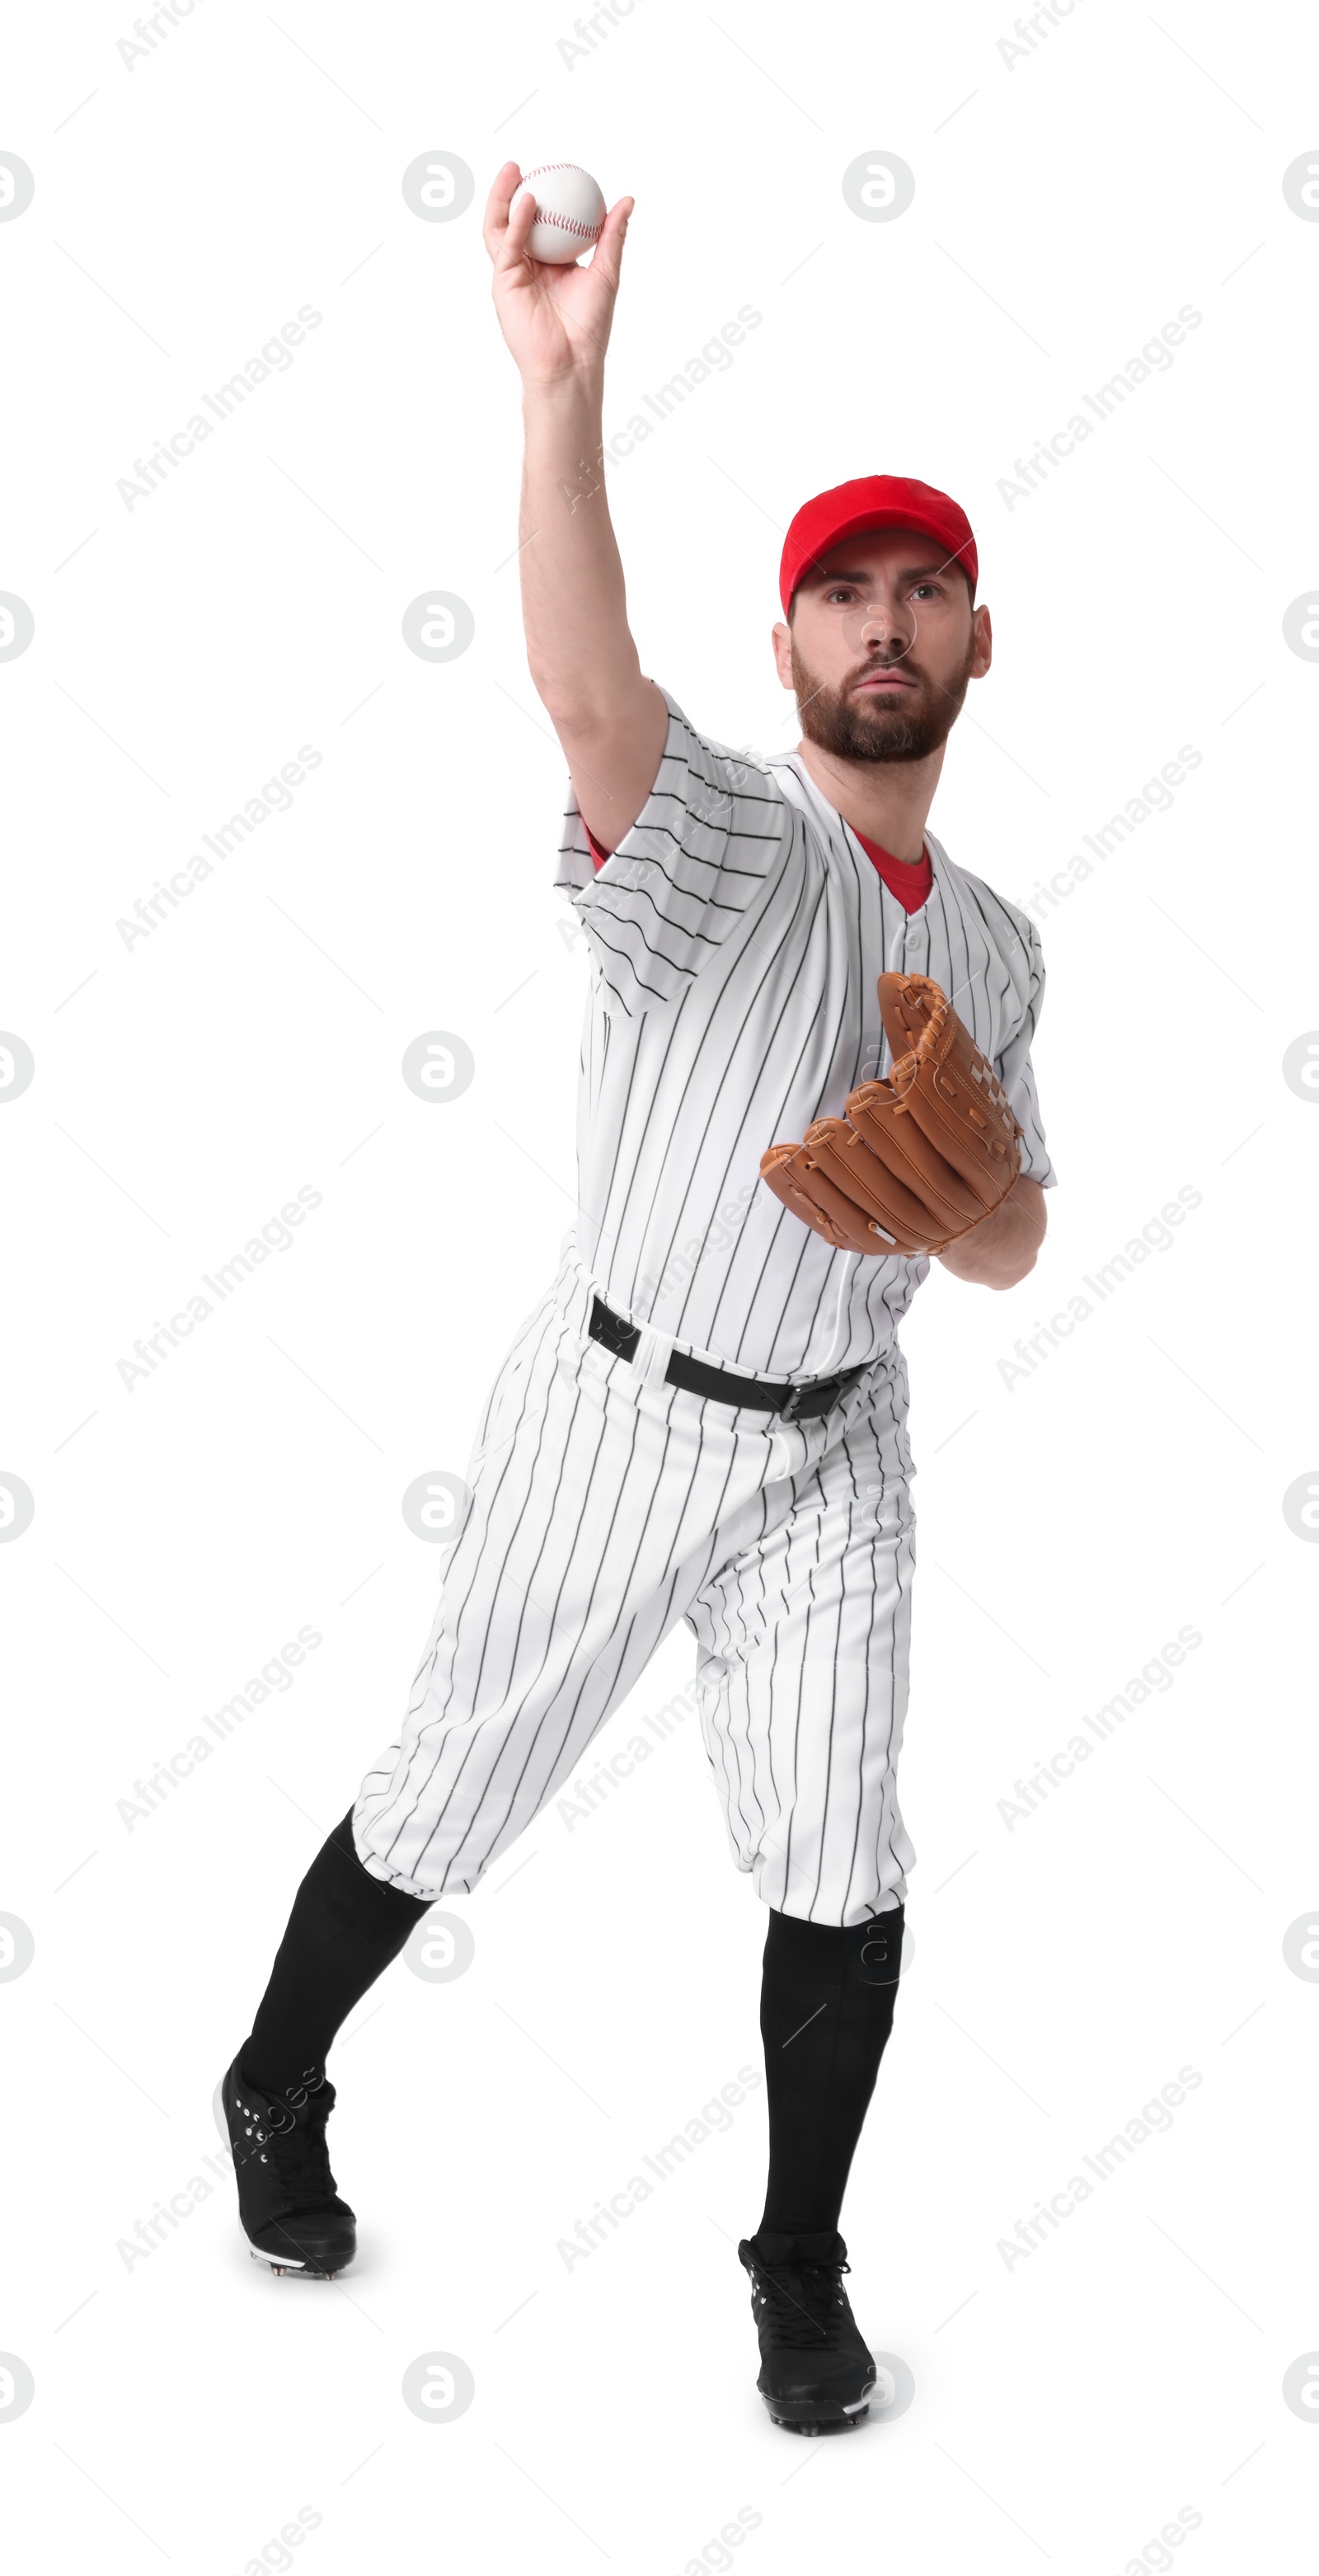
[760,972,1023,1258]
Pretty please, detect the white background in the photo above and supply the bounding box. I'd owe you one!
[2,1,1317,2569]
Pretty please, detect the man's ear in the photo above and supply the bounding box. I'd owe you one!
[772,617,795,690]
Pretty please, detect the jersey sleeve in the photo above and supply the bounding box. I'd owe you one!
[994,908,1057,1188]
[553,687,791,1014]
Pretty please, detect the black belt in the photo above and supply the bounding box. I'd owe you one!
[588,1294,866,1422]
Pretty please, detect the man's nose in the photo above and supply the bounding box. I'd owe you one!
[839,592,912,654]
[843,601,913,659]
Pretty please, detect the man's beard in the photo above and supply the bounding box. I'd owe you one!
[791,636,976,764]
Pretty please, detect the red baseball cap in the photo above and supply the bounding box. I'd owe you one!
[779,475,978,617]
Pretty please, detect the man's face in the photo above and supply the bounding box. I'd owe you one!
[772,528,992,764]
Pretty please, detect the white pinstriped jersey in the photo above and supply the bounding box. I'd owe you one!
[555,687,1055,1382]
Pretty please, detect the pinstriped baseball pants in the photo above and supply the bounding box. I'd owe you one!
[353,1241,918,1927]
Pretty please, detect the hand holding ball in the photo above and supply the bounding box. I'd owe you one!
[511,164,606,264]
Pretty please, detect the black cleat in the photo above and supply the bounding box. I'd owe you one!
[214,2054,356,2279]
[738,2230,876,2433]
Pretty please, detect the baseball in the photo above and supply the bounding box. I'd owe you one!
[512,162,606,265]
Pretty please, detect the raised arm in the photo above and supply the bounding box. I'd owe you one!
[484,162,667,853]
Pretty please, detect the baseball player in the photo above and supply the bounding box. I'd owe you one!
[216,165,1055,2438]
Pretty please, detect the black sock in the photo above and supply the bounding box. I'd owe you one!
[753,1903,904,2259]
[242,1809,432,2100]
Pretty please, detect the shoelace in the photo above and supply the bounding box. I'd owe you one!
[753,2256,852,2350]
[264,2097,339,2210]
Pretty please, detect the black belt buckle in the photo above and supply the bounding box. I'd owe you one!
[781,1372,844,1424]
[589,1293,640,1362]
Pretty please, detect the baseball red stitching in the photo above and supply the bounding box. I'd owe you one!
[522,165,603,240]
